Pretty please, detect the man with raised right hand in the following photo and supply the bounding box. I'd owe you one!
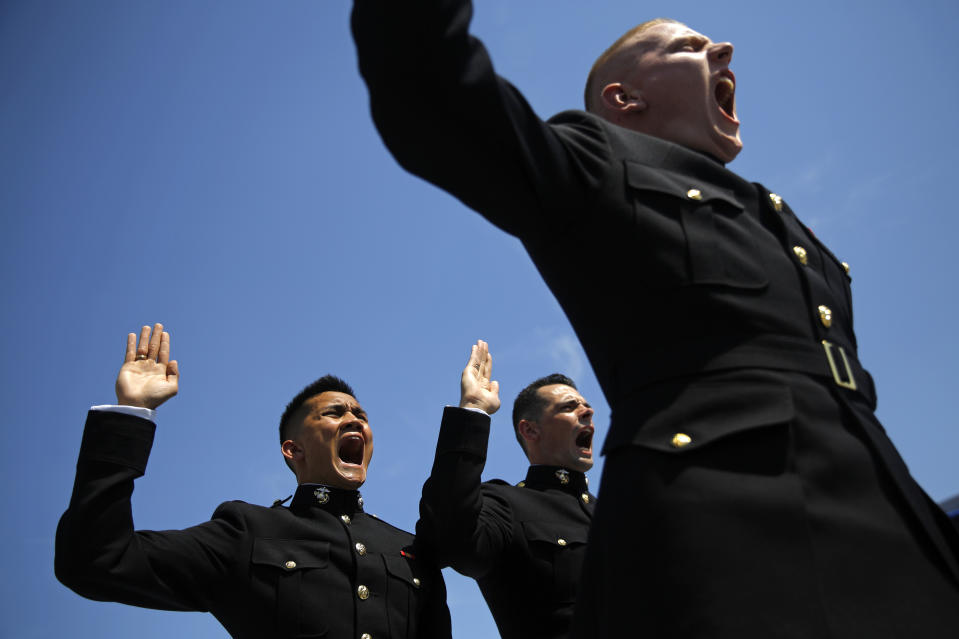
[417,341,596,639]
[56,323,451,639]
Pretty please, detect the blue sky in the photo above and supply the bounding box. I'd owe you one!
[2,1,958,637]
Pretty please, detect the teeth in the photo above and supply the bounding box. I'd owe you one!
[715,77,735,114]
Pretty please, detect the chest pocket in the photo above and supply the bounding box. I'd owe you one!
[251,538,330,638]
[383,553,422,639]
[521,521,589,604]
[625,161,767,290]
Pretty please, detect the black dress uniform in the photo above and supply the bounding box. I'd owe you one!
[942,495,959,532]
[55,410,451,639]
[417,407,594,639]
[352,0,959,637]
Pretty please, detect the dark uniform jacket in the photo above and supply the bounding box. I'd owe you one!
[942,495,959,533]
[55,410,451,639]
[352,0,959,637]
[418,407,594,639]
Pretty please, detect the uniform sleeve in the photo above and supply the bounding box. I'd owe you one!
[413,560,453,639]
[351,0,611,238]
[416,406,514,579]
[55,410,245,612]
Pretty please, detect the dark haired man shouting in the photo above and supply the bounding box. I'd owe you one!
[56,323,450,639]
[417,341,595,639]
[352,3,959,637]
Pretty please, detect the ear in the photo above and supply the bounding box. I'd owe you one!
[281,439,302,464]
[601,82,647,113]
[517,419,540,446]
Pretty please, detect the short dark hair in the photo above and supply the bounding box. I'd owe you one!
[511,374,577,453]
[279,374,357,445]
[583,18,680,112]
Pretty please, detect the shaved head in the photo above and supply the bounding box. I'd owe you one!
[584,18,681,113]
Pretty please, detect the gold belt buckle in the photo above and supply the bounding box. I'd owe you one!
[822,340,857,390]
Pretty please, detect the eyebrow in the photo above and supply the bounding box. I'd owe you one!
[669,34,710,49]
[558,397,591,409]
[318,402,367,417]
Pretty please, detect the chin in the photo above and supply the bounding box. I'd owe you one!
[711,129,743,162]
[570,456,594,472]
[332,467,367,489]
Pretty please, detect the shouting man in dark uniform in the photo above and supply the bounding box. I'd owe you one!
[55,323,451,639]
[351,3,959,637]
[417,341,595,639]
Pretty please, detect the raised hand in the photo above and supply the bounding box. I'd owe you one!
[459,340,500,415]
[115,323,180,409]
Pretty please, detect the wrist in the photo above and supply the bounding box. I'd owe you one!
[117,399,150,409]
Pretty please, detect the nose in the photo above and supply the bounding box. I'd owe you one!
[578,404,594,423]
[708,41,734,64]
[341,412,365,430]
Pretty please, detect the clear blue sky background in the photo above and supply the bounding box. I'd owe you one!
[2,1,958,637]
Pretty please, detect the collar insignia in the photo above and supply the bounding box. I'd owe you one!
[313,487,330,505]
[555,469,570,485]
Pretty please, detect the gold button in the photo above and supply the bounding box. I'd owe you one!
[818,305,833,328]
[769,193,783,212]
[412,577,421,588]
[341,515,351,524]
[671,433,692,448]
[355,542,367,556]
[283,560,296,570]
[792,246,808,265]
[361,635,372,639]
[581,493,590,504]
[686,188,703,200]
[841,261,850,274]
[557,538,567,546]
[357,585,370,600]
[517,481,526,488]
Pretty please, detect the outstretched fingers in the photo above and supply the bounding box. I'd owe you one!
[478,340,493,381]
[147,323,163,360]
[124,332,137,363]
[158,330,171,364]
[136,325,152,360]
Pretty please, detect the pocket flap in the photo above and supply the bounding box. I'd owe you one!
[521,520,588,546]
[251,538,330,571]
[606,376,794,454]
[626,161,743,210]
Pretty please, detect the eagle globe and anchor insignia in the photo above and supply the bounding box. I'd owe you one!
[314,487,330,505]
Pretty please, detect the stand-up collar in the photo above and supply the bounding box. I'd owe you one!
[522,465,589,496]
[290,483,365,516]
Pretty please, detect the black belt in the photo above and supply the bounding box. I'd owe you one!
[614,334,877,409]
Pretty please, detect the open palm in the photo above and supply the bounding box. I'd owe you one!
[459,340,500,415]
[115,324,179,409]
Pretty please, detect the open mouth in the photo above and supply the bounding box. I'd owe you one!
[714,74,736,120]
[338,433,365,466]
[575,429,593,450]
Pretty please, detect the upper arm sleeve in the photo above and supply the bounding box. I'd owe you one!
[352,0,611,238]
[416,407,514,578]
[54,411,245,612]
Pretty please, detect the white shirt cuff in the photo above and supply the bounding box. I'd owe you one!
[91,405,157,423]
